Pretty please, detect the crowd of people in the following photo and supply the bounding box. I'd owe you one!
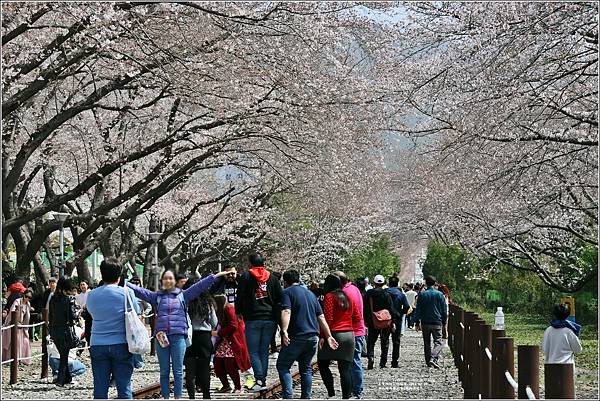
[1,253,584,400]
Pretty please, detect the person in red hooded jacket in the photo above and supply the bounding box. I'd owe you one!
[235,253,283,391]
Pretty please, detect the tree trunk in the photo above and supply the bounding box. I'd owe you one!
[12,227,32,283]
[32,252,50,290]
[71,226,92,283]
[158,240,176,272]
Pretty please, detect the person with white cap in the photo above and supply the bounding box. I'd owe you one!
[363,274,399,370]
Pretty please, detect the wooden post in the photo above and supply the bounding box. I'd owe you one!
[10,309,20,384]
[462,311,475,398]
[41,308,49,378]
[480,324,492,399]
[472,319,486,398]
[493,337,515,399]
[545,363,575,399]
[490,328,506,397]
[518,345,539,399]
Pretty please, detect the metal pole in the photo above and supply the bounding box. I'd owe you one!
[10,310,20,384]
[92,249,97,283]
[154,241,159,291]
[518,345,539,399]
[59,226,65,277]
[493,337,515,399]
[545,363,575,399]
[41,308,49,378]
[480,324,492,399]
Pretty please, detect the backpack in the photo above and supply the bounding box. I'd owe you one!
[156,291,192,347]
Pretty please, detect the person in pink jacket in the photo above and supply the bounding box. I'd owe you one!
[335,271,366,399]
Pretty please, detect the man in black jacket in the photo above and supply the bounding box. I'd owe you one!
[210,264,239,305]
[235,253,283,391]
[364,274,399,370]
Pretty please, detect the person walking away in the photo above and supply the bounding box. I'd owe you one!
[318,274,359,399]
[213,294,251,394]
[2,286,33,365]
[277,270,338,399]
[235,253,283,391]
[309,282,325,310]
[404,284,417,329]
[413,276,447,369]
[542,303,582,364]
[385,277,412,368]
[364,275,398,370]
[127,269,228,399]
[86,260,140,398]
[48,277,78,386]
[184,283,218,399]
[334,271,366,399]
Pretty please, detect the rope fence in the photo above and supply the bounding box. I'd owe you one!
[17,321,46,328]
[4,308,156,384]
[3,309,56,384]
[17,352,46,362]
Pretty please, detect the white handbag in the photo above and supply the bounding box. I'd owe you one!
[124,285,151,354]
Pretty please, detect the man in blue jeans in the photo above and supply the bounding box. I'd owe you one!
[236,253,283,391]
[413,275,447,369]
[277,269,338,399]
[87,258,140,399]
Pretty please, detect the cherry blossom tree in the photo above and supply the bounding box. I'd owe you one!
[384,2,598,292]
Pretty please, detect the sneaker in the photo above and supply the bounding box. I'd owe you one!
[217,386,232,393]
[248,383,263,393]
[245,375,255,390]
[430,358,440,369]
[367,359,374,370]
[232,388,244,395]
[391,363,399,368]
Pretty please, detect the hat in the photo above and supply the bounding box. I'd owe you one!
[373,275,385,285]
[9,282,27,294]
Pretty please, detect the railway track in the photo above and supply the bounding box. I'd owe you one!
[132,361,319,399]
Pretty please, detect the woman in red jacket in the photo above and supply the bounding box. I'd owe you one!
[318,274,360,399]
[213,294,251,394]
